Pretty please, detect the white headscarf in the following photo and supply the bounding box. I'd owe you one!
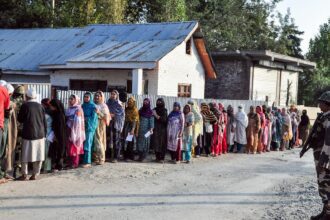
[5,83,14,94]
[0,80,7,87]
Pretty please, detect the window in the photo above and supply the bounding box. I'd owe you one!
[186,38,192,55]
[70,80,107,92]
[178,84,191,97]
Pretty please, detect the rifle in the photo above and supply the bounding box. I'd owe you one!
[300,113,322,158]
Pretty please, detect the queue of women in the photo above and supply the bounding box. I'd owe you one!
[0,81,311,184]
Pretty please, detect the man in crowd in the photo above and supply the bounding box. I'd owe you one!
[0,81,10,184]
[16,88,46,181]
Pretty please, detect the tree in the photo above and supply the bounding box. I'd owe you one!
[299,19,330,106]
[126,0,187,23]
[274,9,304,58]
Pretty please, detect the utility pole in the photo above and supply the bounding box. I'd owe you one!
[51,0,55,28]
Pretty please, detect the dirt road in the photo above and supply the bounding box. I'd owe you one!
[0,149,322,220]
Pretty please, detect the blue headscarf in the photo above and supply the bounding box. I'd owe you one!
[106,90,125,131]
[82,92,98,132]
[168,102,182,119]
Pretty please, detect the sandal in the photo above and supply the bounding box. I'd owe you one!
[16,175,29,181]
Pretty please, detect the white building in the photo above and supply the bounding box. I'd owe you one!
[0,21,216,98]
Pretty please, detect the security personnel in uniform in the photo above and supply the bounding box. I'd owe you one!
[311,91,330,220]
[11,85,25,178]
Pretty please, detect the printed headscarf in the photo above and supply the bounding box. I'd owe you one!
[201,103,217,123]
[107,90,125,131]
[125,97,140,135]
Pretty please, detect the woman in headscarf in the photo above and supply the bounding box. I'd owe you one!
[256,106,266,153]
[65,94,85,169]
[151,98,168,162]
[246,106,260,154]
[167,102,184,163]
[298,109,310,146]
[265,107,273,152]
[106,90,125,163]
[123,97,139,161]
[200,103,217,156]
[187,101,203,158]
[81,92,98,167]
[41,98,52,173]
[137,98,154,162]
[219,103,228,154]
[48,99,66,171]
[226,105,236,152]
[271,109,282,151]
[209,103,221,157]
[234,105,248,153]
[289,111,298,149]
[182,104,194,163]
[93,91,111,165]
[281,107,292,151]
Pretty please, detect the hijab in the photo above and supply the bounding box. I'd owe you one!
[209,102,221,118]
[107,90,125,131]
[82,92,98,132]
[168,102,182,119]
[139,98,153,118]
[201,103,217,123]
[154,98,167,116]
[125,97,140,135]
[95,91,111,126]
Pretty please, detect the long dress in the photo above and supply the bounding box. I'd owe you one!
[226,106,236,151]
[151,107,168,161]
[43,113,52,171]
[190,102,203,157]
[271,112,282,150]
[94,98,110,164]
[167,112,184,161]
[82,93,98,165]
[246,113,260,154]
[221,112,228,154]
[48,99,67,170]
[66,101,85,168]
[234,110,248,145]
[4,101,17,172]
[123,97,139,160]
[183,111,194,161]
[137,116,154,160]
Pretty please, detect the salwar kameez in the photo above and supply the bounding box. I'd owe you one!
[123,97,139,161]
[182,108,194,162]
[82,92,98,165]
[66,95,85,168]
[246,112,260,154]
[137,116,154,160]
[167,103,184,162]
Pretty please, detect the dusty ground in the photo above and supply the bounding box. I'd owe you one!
[0,149,322,220]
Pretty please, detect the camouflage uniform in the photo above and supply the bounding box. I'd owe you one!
[311,91,330,220]
[11,85,25,178]
[313,112,330,203]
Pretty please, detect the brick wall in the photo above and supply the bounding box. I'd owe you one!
[205,57,251,100]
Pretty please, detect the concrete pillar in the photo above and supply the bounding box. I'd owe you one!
[132,68,143,95]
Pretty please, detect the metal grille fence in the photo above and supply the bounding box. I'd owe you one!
[56,90,266,112]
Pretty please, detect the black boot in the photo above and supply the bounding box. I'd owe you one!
[312,204,326,220]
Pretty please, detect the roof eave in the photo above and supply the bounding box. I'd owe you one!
[39,61,157,70]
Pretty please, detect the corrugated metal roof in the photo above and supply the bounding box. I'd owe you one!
[0,21,198,71]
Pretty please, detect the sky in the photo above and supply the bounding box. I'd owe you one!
[276,0,329,54]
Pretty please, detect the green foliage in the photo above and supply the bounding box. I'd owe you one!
[299,19,330,106]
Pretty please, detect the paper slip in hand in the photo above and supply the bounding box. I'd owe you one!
[126,134,134,142]
[144,131,153,138]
